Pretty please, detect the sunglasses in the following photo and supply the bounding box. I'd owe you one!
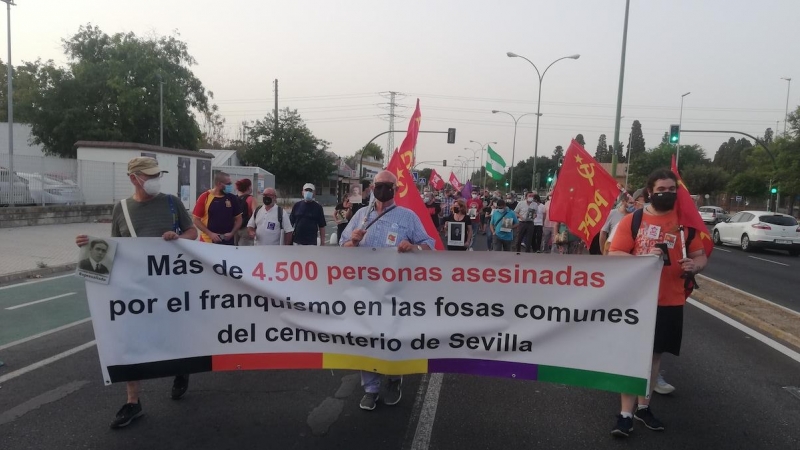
[303,188,314,192]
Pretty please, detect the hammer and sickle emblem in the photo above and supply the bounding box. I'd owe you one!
[577,163,596,187]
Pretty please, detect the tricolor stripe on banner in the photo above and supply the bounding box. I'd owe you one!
[107,354,647,394]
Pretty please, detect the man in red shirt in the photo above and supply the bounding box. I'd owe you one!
[192,172,242,245]
[465,189,484,250]
[608,168,708,437]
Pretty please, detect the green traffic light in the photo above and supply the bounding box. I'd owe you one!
[670,136,679,143]
[771,188,778,194]
[547,177,553,182]
[505,182,509,186]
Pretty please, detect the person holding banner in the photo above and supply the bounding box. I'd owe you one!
[339,170,435,411]
[608,169,707,437]
[75,156,198,429]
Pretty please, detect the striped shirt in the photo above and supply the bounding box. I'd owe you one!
[339,203,436,249]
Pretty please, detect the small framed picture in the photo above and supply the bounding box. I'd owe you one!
[75,237,118,285]
[349,185,362,204]
[447,222,465,246]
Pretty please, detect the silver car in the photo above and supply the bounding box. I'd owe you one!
[16,172,85,205]
[699,206,728,224]
[712,210,800,256]
[0,167,34,206]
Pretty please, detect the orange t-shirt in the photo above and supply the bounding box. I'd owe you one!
[609,210,704,307]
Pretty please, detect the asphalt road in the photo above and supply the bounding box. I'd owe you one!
[702,224,800,313]
[1,240,800,450]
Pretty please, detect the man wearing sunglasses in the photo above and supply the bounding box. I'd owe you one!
[193,171,243,245]
[339,170,435,411]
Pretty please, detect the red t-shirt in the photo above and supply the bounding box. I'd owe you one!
[466,198,483,220]
[609,210,704,307]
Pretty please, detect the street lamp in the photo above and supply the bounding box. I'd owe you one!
[2,0,15,206]
[462,147,481,184]
[469,139,497,189]
[782,77,792,137]
[156,73,165,147]
[507,52,580,191]
[491,110,537,191]
[676,92,690,167]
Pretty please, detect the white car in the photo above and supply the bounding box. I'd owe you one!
[712,210,800,256]
[699,206,728,224]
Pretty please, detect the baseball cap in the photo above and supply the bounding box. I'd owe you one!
[127,157,167,175]
[303,183,315,191]
[632,188,646,201]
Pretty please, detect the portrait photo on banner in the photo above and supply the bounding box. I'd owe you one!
[447,222,465,246]
[75,237,118,285]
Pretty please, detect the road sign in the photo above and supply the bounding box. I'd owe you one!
[419,178,427,185]
[412,171,419,182]
[736,196,742,202]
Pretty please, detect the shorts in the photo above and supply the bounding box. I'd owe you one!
[653,305,684,356]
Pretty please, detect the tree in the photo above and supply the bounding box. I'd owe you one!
[344,142,383,176]
[628,120,646,161]
[682,165,730,196]
[244,108,336,193]
[727,172,768,198]
[661,132,669,145]
[763,127,774,145]
[595,134,609,162]
[713,137,752,174]
[575,134,586,146]
[613,141,625,163]
[628,143,711,189]
[551,145,564,165]
[0,59,53,124]
[25,24,215,157]
[787,105,800,139]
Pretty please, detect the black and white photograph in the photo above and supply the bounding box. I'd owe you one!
[348,184,362,204]
[447,221,465,247]
[75,237,118,284]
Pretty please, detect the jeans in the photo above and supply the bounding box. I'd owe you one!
[486,228,493,250]
[493,235,514,252]
[471,222,480,249]
[361,371,401,394]
[516,222,534,252]
[541,227,553,253]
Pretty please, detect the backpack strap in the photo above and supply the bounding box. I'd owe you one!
[120,199,137,238]
[630,208,644,242]
[277,206,283,230]
[167,195,182,234]
[252,205,263,229]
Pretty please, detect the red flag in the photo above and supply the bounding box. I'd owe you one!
[449,172,463,191]
[386,150,445,250]
[549,140,622,247]
[429,169,445,190]
[396,99,422,170]
[671,155,713,257]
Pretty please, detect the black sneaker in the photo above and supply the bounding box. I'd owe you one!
[383,378,402,406]
[611,415,633,437]
[110,401,143,429]
[171,374,190,400]
[359,393,379,411]
[634,407,665,431]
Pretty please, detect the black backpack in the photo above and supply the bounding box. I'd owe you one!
[238,194,253,223]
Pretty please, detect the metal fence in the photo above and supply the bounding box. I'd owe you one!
[0,153,130,206]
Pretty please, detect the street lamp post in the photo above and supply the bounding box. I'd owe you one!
[676,92,691,167]
[2,0,15,206]
[782,77,792,137]
[156,73,165,147]
[462,147,481,184]
[507,52,580,192]
[469,140,497,190]
[491,110,536,191]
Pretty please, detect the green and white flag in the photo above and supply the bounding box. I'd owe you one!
[485,145,506,180]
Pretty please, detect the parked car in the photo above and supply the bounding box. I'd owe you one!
[712,210,800,256]
[16,172,85,205]
[0,167,34,206]
[699,206,729,224]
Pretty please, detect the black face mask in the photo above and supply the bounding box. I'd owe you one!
[650,192,677,211]
[374,184,395,202]
[263,196,273,206]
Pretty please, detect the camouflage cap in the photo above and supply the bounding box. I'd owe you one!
[127,157,167,175]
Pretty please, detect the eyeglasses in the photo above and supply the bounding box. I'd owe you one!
[303,188,314,192]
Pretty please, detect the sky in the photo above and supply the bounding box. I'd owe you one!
[6,0,800,177]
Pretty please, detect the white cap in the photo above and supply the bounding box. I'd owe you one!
[303,183,315,191]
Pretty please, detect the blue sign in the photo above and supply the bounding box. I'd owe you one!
[419,178,427,185]
[412,171,419,182]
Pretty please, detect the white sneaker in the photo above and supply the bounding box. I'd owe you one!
[654,373,675,395]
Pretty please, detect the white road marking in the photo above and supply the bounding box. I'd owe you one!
[0,341,96,384]
[688,299,800,364]
[5,292,76,310]
[411,373,443,450]
[0,273,74,291]
[748,256,790,266]
[0,380,90,425]
[0,318,92,351]
[698,275,800,317]
[712,247,731,252]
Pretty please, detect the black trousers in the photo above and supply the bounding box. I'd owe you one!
[516,221,535,252]
[532,225,543,253]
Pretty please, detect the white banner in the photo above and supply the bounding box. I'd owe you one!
[84,239,662,395]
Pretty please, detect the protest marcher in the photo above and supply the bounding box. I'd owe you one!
[465,190,483,248]
[75,157,197,429]
[505,192,518,211]
[442,199,473,251]
[234,178,255,246]
[340,170,435,411]
[424,191,442,231]
[247,187,293,246]
[441,187,455,220]
[531,194,545,253]
[541,194,553,253]
[514,193,537,252]
[335,180,371,239]
[608,168,707,437]
[600,190,635,255]
[483,199,495,250]
[193,172,242,245]
[490,199,518,252]
[552,222,584,254]
[290,183,326,246]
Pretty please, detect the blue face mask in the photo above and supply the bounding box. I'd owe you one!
[626,205,635,213]
[304,191,313,201]
[223,184,234,194]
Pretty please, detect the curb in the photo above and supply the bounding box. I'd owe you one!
[691,290,800,354]
[0,263,76,285]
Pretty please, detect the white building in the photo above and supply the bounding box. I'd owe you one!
[0,123,45,157]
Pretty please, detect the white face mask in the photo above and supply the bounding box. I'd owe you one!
[472,194,478,199]
[137,176,161,196]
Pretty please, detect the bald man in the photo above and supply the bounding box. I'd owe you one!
[247,188,293,245]
[339,170,436,411]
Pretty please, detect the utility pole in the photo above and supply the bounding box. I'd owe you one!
[273,79,279,129]
[610,0,630,179]
[3,0,14,207]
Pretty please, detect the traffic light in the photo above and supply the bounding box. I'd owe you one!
[504,181,509,187]
[443,159,447,167]
[669,124,680,144]
[771,187,778,194]
[447,128,456,144]
[557,157,564,167]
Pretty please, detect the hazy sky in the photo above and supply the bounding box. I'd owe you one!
[7,0,800,175]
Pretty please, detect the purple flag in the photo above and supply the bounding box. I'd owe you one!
[460,181,473,199]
